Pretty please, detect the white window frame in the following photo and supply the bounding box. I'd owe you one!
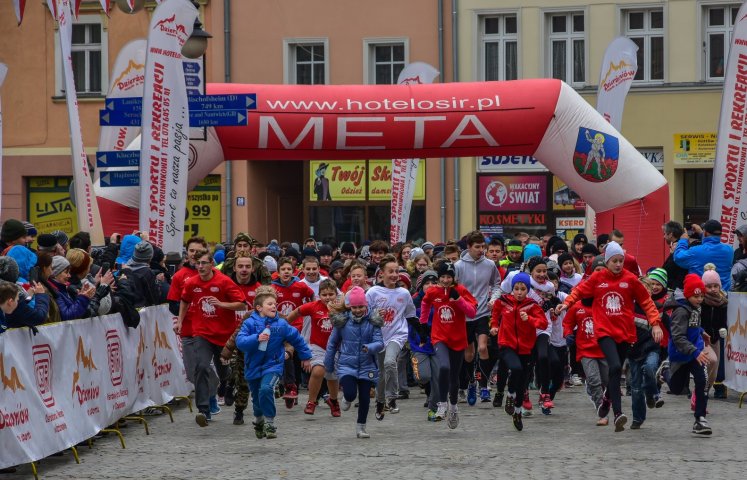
[619,6,666,84]
[283,38,329,85]
[543,9,588,87]
[362,38,409,85]
[54,14,109,96]
[476,11,520,81]
[699,1,742,82]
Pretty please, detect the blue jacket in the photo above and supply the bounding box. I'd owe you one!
[324,310,384,383]
[49,279,90,321]
[7,245,37,281]
[667,300,704,365]
[3,292,50,330]
[236,311,312,381]
[674,237,733,290]
[116,235,142,266]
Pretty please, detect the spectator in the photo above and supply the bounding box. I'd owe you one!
[609,229,641,276]
[733,224,747,263]
[36,233,59,256]
[51,230,70,254]
[36,252,61,323]
[115,234,143,267]
[661,221,689,291]
[6,245,37,284]
[67,248,114,315]
[120,241,161,308]
[673,220,733,290]
[0,219,29,254]
[47,256,95,320]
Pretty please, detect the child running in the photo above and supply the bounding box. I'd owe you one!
[325,286,384,438]
[490,273,547,431]
[236,286,312,439]
[418,262,477,428]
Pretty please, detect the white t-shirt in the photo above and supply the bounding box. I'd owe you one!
[366,285,416,347]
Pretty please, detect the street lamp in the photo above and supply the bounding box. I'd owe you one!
[182,1,212,59]
[115,0,145,14]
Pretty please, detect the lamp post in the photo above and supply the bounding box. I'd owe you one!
[114,0,145,14]
[182,1,212,59]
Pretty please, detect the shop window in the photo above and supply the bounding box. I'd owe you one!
[368,205,426,243]
[309,206,366,245]
[683,169,713,225]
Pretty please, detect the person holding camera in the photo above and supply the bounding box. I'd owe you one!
[673,220,733,290]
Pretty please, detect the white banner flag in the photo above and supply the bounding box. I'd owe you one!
[57,0,105,244]
[390,62,439,243]
[710,3,747,247]
[725,292,747,393]
[0,64,7,216]
[139,0,197,252]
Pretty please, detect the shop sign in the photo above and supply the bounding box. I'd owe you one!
[27,177,79,235]
[476,155,547,172]
[369,160,425,201]
[184,175,221,244]
[478,213,546,226]
[673,133,716,166]
[556,217,586,229]
[309,160,425,201]
[478,175,546,212]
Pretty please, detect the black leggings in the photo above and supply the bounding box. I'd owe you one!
[534,335,552,394]
[598,337,630,416]
[339,376,374,424]
[668,360,708,419]
[434,342,464,405]
[499,347,531,407]
[548,345,567,398]
[478,342,500,389]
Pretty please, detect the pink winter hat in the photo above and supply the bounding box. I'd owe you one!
[702,263,721,286]
[345,286,367,307]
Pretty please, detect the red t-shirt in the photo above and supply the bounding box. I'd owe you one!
[419,285,477,351]
[234,280,261,326]
[298,300,333,349]
[181,270,247,346]
[562,301,604,361]
[272,280,314,331]
[168,265,198,337]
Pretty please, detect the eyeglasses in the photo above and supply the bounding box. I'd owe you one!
[197,261,212,266]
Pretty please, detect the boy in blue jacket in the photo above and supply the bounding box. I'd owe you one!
[236,286,312,439]
[665,274,714,435]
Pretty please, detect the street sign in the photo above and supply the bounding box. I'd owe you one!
[99,109,141,127]
[189,109,248,127]
[96,150,140,168]
[100,170,140,187]
[102,94,257,113]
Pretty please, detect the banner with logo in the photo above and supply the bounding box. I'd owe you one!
[710,3,747,246]
[477,175,546,212]
[725,292,747,393]
[0,305,190,470]
[0,63,7,215]
[56,0,105,245]
[139,0,197,252]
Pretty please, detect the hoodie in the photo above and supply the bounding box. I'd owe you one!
[7,245,37,283]
[115,234,142,266]
[490,294,547,354]
[454,249,499,320]
[665,297,705,367]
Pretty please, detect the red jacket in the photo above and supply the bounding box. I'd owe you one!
[562,301,604,361]
[490,294,548,354]
[562,268,660,344]
[419,284,477,351]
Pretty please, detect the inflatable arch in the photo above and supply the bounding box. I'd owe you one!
[96,79,669,268]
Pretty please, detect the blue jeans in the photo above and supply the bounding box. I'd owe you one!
[629,350,659,423]
[248,373,281,420]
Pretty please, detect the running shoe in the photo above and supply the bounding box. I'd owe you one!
[597,392,611,419]
[342,399,352,411]
[356,423,370,439]
[283,383,298,399]
[539,393,554,415]
[209,396,221,415]
[596,417,609,426]
[447,405,459,429]
[493,391,504,408]
[396,390,410,400]
[614,413,627,432]
[387,399,400,414]
[195,411,209,427]
[375,401,385,421]
[263,422,277,439]
[630,420,642,430]
[253,420,265,439]
[427,409,438,422]
[458,389,467,403]
[304,401,316,415]
[480,387,491,403]
[435,402,447,421]
[233,409,244,425]
[327,398,342,417]
[646,394,656,409]
[512,410,523,431]
[467,383,478,406]
[522,391,533,413]
[571,374,583,386]
[224,386,235,407]
[504,394,515,416]
[654,395,665,408]
[692,416,712,435]
[713,382,727,399]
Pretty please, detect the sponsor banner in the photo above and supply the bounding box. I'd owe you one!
[477,175,546,212]
[556,217,586,229]
[553,176,585,211]
[310,160,366,201]
[0,63,6,214]
[27,177,79,235]
[390,159,419,243]
[0,305,189,470]
[596,36,638,130]
[478,212,546,226]
[711,2,747,247]
[139,0,197,252]
[673,132,717,166]
[56,0,105,245]
[725,292,747,393]
[184,174,221,244]
[476,155,547,172]
[370,159,424,201]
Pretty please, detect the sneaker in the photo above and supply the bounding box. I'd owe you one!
[512,410,524,431]
[263,422,277,439]
[570,374,583,386]
[375,401,385,421]
[233,410,244,425]
[630,420,642,430]
[195,411,209,427]
[713,383,727,399]
[423,400,429,408]
[253,420,265,439]
[356,423,370,439]
[427,409,438,421]
[480,387,491,403]
[283,384,298,399]
[467,383,478,406]
[396,390,410,400]
[656,360,669,389]
[209,396,221,415]
[342,399,352,411]
[597,393,611,419]
[327,398,342,417]
[224,387,235,407]
[596,417,609,426]
[458,389,467,404]
[493,392,504,408]
[614,413,627,432]
[387,399,400,414]
[654,395,665,408]
[646,394,656,409]
[504,394,515,416]
[447,405,459,429]
[435,402,447,420]
[522,392,533,412]
[217,396,225,406]
[539,393,554,414]
[304,401,316,415]
[692,416,712,435]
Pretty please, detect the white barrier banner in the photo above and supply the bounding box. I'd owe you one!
[725,292,747,393]
[0,305,189,469]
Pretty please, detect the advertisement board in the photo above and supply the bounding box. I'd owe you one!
[27,177,79,235]
[673,133,717,166]
[184,175,221,244]
[477,175,546,212]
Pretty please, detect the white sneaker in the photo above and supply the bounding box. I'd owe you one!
[447,404,459,429]
[435,402,448,420]
[342,399,352,411]
[356,423,370,438]
[571,374,583,386]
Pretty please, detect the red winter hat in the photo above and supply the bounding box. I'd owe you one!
[683,273,705,299]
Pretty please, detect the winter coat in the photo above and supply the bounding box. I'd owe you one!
[666,298,705,365]
[701,291,728,343]
[6,245,37,282]
[490,294,547,354]
[454,250,499,319]
[115,235,142,267]
[48,279,91,321]
[1,287,50,330]
[324,310,384,383]
[235,311,312,381]
[673,236,733,290]
[119,262,161,308]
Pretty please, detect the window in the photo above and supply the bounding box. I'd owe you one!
[623,9,664,82]
[285,40,328,85]
[480,14,518,81]
[704,4,741,81]
[547,12,586,85]
[683,169,713,226]
[55,15,108,96]
[365,41,407,84]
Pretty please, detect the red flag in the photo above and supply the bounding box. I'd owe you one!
[100,0,111,15]
[73,0,82,18]
[46,0,58,20]
[13,0,26,25]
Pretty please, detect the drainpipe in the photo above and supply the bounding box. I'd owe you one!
[224,0,233,241]
[438,0,446,241]
[452,0,460,239]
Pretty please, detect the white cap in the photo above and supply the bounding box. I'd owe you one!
[604,241,625,264]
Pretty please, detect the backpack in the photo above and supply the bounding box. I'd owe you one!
[112,293,140,328]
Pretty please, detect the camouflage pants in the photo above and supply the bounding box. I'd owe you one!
[231,350,250,411]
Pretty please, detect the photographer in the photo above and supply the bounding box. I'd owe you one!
[673,220,733,290]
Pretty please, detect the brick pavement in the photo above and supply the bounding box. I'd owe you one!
[4,386,746,479]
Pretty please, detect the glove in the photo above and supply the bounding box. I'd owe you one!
[449,288,460,301]
[566,334,576,347]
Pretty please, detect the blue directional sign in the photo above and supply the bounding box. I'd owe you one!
[183,61,201,75]
[103,94,257,113]
[99,109,141,127]
[100,170,140,188]
[96,150,140,168]
[189,109,248,127]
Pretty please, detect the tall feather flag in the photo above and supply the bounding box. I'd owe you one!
[12,0,26,25]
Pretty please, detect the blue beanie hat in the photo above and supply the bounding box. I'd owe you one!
[214,249,225,264]
[523,244,542,262]
[511,272,531,290]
